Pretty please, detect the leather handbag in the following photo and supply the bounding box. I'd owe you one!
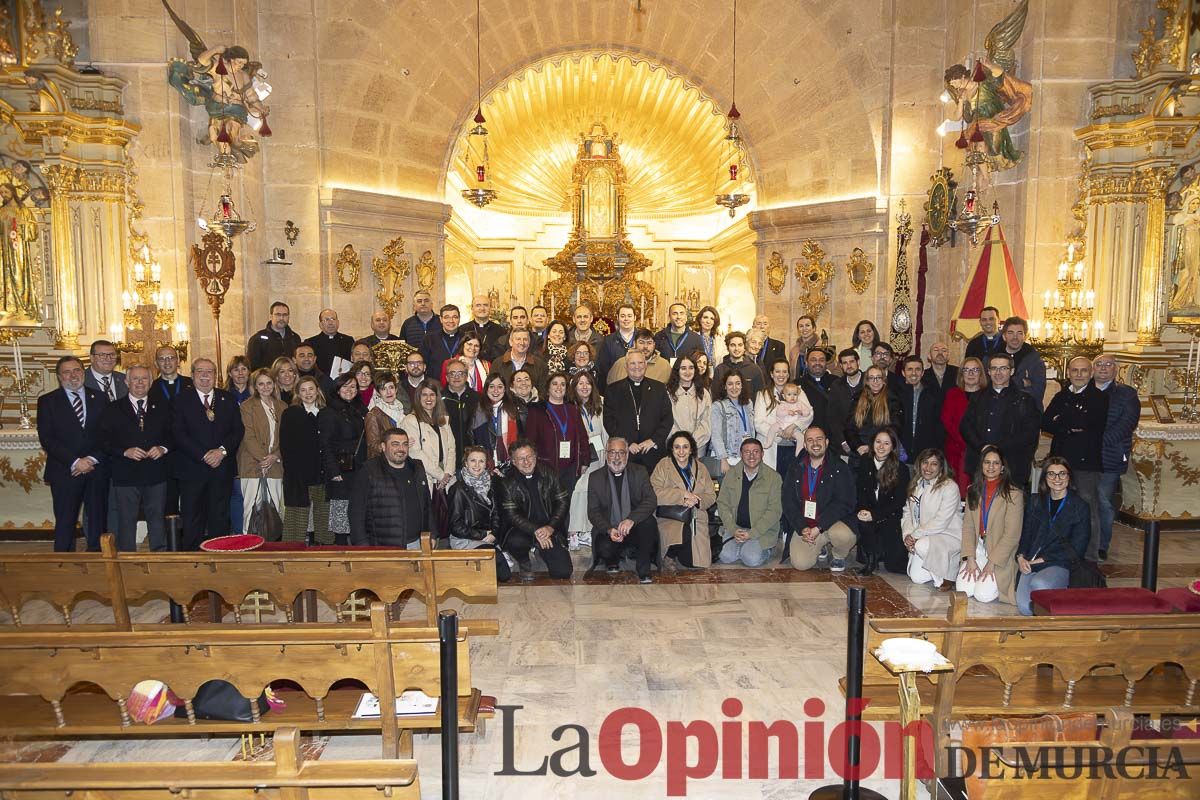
[337,428,365,473]
[1050,512,1107,589]
[656,504,694,523]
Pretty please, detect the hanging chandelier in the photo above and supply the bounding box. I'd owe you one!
[715,0,751,217]
[461,0,498,208]
[197,166,256,239]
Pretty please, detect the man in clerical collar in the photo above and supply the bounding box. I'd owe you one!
[151,345,193,402]
[587,437,659,583]
[608,328,670,384]
[965,306,1003,360]
[569,304,603,349]
[304,308,354,377]
[497,440,574,581]
[399,291,442,349]
[960,352,1040,488]
[461,294,505,361]
[654,303,703,364]
[529,305,550,352]
[420,304,463,380]
[357,310,401,347]
[1088,353,1139,563]
[602,349,673,472]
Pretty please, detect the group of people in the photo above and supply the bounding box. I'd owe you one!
[38,296,1140,609]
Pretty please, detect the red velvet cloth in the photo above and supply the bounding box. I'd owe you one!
[257,542,400,552]
[1031,588,1174,616]
[1158,588,1200,613]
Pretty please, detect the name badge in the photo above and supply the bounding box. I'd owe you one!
[559,441,572,459]
[804,500,818,518]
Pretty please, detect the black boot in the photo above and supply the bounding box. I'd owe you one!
[855,552,878,577]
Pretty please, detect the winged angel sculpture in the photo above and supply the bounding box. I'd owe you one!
[162,0,272,164]
[944,0,1034,174]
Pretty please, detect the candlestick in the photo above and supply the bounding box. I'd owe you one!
[640,295,646,323]
[13,338,23,383]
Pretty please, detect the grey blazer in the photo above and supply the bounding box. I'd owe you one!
[84,369,128,400]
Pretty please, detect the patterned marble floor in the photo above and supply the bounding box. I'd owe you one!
[1,521,1197,799]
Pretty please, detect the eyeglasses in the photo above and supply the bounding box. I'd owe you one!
[962,367,981,374]
[988,365,1012,372]
[1045,470,1070,478]
[866,375,885,382]
[446,370,467,377]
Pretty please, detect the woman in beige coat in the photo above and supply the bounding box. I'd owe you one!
[651,430,717,570]
[237,368,288,531]
[957,445,1024,605]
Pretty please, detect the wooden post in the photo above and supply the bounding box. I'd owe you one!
[100,534,132,631]
[371,603,400,759]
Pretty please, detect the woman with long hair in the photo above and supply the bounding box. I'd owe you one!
[1015,456,1091,615]
[853,427,911,576]
[446,445,513,582]
[851,320,881,366]
[692,305,726,375]
[237,368,287,533]
[543,320,569,375]
[270,357,299,404]
[224,355,252,403]
[941,356,987,496]
[364,372,409,458]
[441,331,489,391]
[788,315,820,378]
[844,366,903,458]
[567,370,606,549]
[708,371,755,476]
[280,376,329,544]
[901,448,962,589]
[958,445,1024,604]
[666,353,712,454]
[651,431,718,570]
[470,373,523,473]
[318,374,367,544]
[401,378,457,492]
[754,358,812,473]
[525,372,591,496]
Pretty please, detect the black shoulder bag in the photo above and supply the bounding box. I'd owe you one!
[1048,498,1106,589]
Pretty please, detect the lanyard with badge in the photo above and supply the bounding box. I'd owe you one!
[734,402,750,441]
[804,463,821,519]
[547,402,572,459]
[980,486,997,541]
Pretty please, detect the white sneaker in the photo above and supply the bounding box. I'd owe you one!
[568,532,580,551]
[576,531,592,548]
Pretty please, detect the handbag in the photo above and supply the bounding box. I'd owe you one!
[337,427,365,473]
[1048,503,1107,589]
[656,504,694,523]
[175,680,269,722]
[247,476,283,542]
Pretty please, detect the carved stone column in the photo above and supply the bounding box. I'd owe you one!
[1136,167,1174,346]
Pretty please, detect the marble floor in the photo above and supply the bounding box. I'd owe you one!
[1,521,1198,799]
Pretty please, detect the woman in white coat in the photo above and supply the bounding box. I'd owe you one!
[753,358,812,472]
[567,371,607,549]
[400,379,457,493]
[666,354,712,454]
[901,448,962,589]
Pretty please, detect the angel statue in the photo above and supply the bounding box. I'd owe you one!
[162,0,273,164]
[944,0,1034,174]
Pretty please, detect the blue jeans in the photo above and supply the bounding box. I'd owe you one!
[1016,565,1070,616]
[1096,472,1120,553]
[718,537,774,567]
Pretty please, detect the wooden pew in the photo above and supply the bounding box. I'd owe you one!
[0,728,422,800]
[0,603,486,759]
[847,594,1200,774]
[0,533,496,628]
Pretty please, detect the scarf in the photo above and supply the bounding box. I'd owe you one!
[369,393,406,425]
[460,466,492,502]
[607,469,631,527]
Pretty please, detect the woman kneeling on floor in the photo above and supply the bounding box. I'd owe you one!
[1015,456,1091,616]
[957,445,1023,604]
[901,448,962,589]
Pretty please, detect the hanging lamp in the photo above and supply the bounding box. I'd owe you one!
[715,0,751,217]
[461,0,498,208]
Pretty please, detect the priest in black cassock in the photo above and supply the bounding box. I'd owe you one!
[602,350,673,472]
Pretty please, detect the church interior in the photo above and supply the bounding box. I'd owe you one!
[2,0,1200,798]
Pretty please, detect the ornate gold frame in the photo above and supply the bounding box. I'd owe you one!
[923,167,956,247]
[795,240,835,319]
[845,248,874,294]
[416,249,436,293]
[765,251,787,295]
[371,237,410,316]
[334,244,361,294]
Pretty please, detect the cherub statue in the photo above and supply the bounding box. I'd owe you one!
[162,0,272,163]
[944,0,1034,173]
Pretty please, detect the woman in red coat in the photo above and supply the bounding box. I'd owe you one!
[525,372,592,494]
[940,356,987,497]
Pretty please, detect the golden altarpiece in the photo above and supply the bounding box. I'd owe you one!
[540,123,658,324]
[0,1,148,531]
[1074,0,1200,523]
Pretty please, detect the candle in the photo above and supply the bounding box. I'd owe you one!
[1095,320,1104,341]
[640,295,646,322]
[134,262,144,282]
[151,262,161,283]
[1086,290,1095,309]
[1067,243,1076,262]
[13,338,23,383]
[122,291,131,311]
[1043,290,1051,308]
[164,291,174,310]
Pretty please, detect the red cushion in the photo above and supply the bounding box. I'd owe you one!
[1031,588,1174,616]
[1158,588,1200,613]
[199,534,264,552]
[257,543,401,552]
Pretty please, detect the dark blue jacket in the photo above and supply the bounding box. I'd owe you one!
[1018,489,1090,572]
[37,386,108,483]
[170,388,244,481]
[1095,381,1139,474]
[654,327,704,363]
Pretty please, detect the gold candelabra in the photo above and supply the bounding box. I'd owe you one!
[112,246,189,365]
[1029,244,1105,377]
[0,327,37,429]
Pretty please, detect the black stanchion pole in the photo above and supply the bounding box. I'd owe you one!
[438,609,460,800]
[810,586,887,800]
[165,515,185,624]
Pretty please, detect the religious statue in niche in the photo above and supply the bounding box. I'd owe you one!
[0,158,48,323]
[162,0,273,164]
[943,0,1034,175]
[1169,173,1200,318]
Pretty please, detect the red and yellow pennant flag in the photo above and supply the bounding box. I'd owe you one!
[949,223,1029,341]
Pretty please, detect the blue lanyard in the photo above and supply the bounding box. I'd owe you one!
[442,333,459,355]
[491,408,502,437]
[734,402,748,432]
[1048,496,1067,524]
[806,464,821,496]
[981,486,997,532]
[546,402,569,440]
[667,331,686,358]
[677,464,694,491]
[702,335,714,360]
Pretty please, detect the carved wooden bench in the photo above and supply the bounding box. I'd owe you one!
[0,533,496,628]
[0,728,421,800]
[0,603,491,759]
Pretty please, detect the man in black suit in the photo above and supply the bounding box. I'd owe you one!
[293,343,336,397]
[751,314,788,374]
[654,303,703,364]
[898,355,945,463]
[587,437,658,583]
[441,358,479,467]
[172,357,245,550]
[305,308,355,376]
[37,356,109,552]
[602,350,673,472]
[84,339,128,400]
[459,294,506,361]
[960,352,1040,488]
[921,341,958,397]
[356,310,402,348]
[246,301,302,370]
[98,365,171,551]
